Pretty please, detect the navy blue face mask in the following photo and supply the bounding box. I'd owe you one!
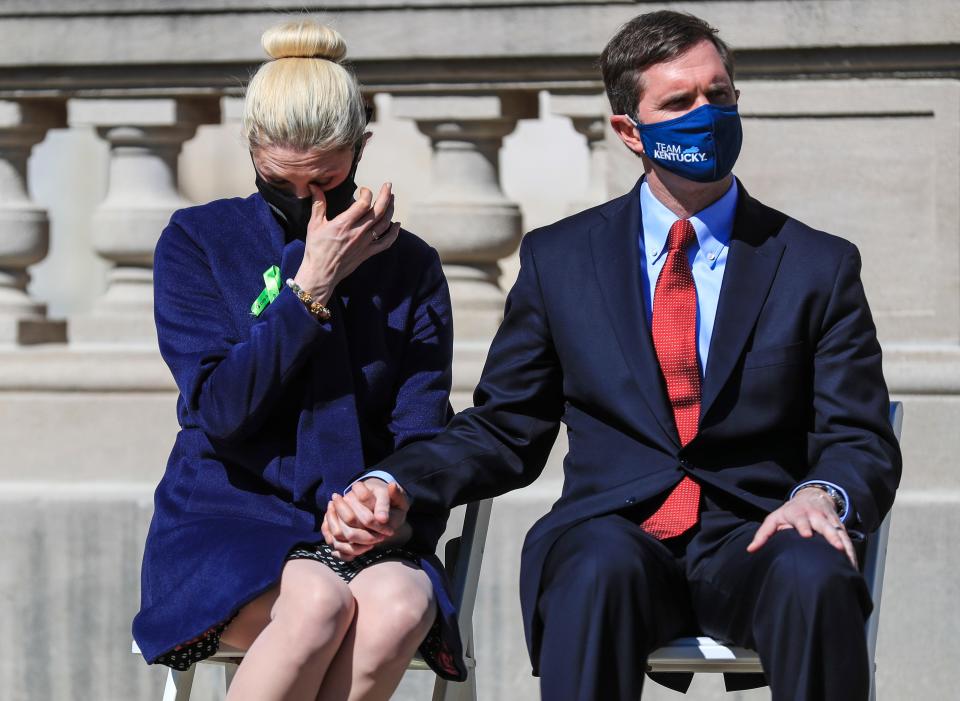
[629,103,743,183]
[254,142,362,239]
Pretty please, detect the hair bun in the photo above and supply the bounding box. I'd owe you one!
[261,20,347,62]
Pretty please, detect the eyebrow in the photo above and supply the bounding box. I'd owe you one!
[261,171,335,188]
[262,161,337,176]
[659,81,732,102]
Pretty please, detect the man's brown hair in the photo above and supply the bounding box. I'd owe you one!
[599,10,735,117]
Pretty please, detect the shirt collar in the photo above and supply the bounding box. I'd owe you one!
[640,178,738,269]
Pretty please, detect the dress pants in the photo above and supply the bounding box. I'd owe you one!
[536,502,872,701]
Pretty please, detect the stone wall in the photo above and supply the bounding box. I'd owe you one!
[0,1,957,699]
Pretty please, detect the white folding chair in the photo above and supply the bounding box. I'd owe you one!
[646,401,903,701]
[134,498,493,701]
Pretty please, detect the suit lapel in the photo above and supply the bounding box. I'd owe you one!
[591,181,678,447]
[700,185,787,420]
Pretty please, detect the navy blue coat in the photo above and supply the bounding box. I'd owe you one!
[133,194,464,679]
[365,179,902,672]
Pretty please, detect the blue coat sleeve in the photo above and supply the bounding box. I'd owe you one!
[154,220,329,442]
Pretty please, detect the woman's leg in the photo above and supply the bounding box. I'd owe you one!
[316,559,436,701]
[222,559,356,701]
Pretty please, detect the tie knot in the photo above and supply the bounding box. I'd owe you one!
[667,219,697,252]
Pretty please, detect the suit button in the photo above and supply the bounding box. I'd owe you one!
[625,496,636,505]
[679,459,690,468]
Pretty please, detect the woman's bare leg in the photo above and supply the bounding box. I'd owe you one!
[222,559,356,701]
[219,584,279,651]
[317,559,436,701]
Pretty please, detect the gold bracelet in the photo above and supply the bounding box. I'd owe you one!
[285,278,332,321]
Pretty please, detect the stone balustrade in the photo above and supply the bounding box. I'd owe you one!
[0,89,555,356]
[550,92,610,215]
[0,98,67,345]
[393,91,539,385]
[69,97,222,345]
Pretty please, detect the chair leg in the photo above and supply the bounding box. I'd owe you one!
[162,665,196,701]
[432,670,477,701]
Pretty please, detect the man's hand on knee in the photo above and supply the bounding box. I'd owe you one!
[746,487,857,567]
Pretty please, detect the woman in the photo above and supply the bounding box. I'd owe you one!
[132,19,464,700]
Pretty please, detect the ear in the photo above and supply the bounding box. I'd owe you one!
[609,114,645,157]
[358,131,372,159]
[250,148,264,174]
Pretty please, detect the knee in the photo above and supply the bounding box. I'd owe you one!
[580,546,647,595]
[544,520,650,598]
[765,536,866,610]
[299,581,357,634]
[384,592,435,645]
[274,565,355,650]
[358,574,436,662]
[374,581,435,642]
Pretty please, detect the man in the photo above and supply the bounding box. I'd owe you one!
[324,11,901,700]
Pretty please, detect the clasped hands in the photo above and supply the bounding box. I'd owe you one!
[322,479,410,560]
[322,480,857,567]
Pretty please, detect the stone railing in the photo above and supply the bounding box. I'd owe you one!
[1,2,958,700]
[0,88,611,384]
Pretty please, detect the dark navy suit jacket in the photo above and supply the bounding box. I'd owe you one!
[368,178,902,670]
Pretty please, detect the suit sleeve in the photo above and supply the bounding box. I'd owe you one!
[369,234,565,514]
[154,220,330,442]
[804,244,902,531]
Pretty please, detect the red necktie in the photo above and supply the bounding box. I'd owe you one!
[640,219,702,540]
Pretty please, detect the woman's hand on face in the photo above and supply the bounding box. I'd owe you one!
[293,182,401,305]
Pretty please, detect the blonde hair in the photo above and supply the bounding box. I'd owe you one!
[242,20,366,152]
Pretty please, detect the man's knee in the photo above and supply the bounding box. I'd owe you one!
[762,533,869,616]
[541,515,661,600]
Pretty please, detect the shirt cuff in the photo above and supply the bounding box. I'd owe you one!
[790,480,851,523]
[345,470,397,493]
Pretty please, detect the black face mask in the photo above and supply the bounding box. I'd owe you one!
[254,142,362,239]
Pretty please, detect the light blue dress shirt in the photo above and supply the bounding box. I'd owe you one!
[639,178,736,375]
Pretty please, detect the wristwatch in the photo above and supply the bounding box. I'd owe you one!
[800,483,846,516]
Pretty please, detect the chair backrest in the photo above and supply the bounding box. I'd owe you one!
[443,499,494,655]
[863,400,902,667]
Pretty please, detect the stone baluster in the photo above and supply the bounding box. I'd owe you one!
[69,97,221,345]
[550,93,610,214]
[0,99,68,345]
[391,93,538,384]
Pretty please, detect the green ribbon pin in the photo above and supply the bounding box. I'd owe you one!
[250,265,282,317]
